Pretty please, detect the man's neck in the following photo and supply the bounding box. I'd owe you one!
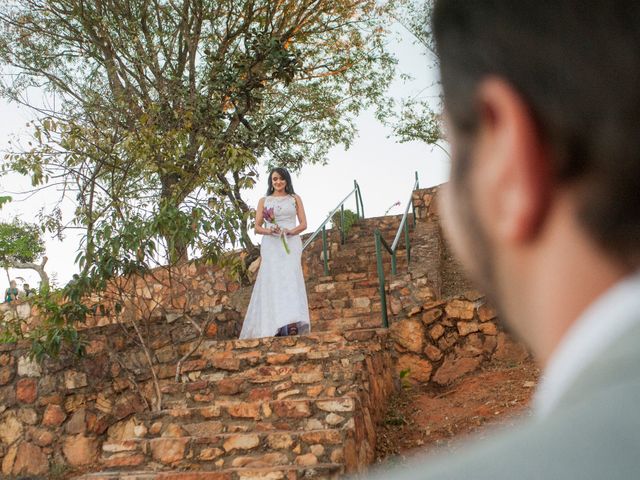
[534,270,640,417]
[502,200,629,366]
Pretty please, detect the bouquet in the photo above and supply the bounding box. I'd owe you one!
[263,207,290,254]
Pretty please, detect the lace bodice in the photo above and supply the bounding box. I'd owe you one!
[264,195,297,229]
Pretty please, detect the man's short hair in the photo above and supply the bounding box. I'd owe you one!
[433,0,640,266]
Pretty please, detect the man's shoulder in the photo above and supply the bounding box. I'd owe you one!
[373,373,640,480]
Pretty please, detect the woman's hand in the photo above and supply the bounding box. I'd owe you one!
[270,225,281,236]
[282,228,296,236]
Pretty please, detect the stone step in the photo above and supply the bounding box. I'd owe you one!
[306,253,409,271]
[305,262,408,279]
[158,329,387,367]
[158,355,380,410]
[312,315,385,333]
[115,397,361,441]
[308,272,410,286]
[303,283,372,298]
[303,244,412,274]
[307,291,381,310]
[302,221,412,250]
[67,327,394,478]
[301,223,402,244]
[332,244,410,256]
[302,214,405,237]
[76,463,343,479]
[307,276,390,291]
[169,327,387,360]
[304,235,413,256]
[98,428,353,472]
[309,305,383,322]
[145,329,390,409]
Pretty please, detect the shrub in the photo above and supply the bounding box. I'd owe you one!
[331,208,359,237]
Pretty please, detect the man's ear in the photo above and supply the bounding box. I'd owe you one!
[473,77,552,244]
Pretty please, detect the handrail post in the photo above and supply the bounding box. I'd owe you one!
[357,183,365,218]
[413,171,419,227]
[322,226,329,276]
[411,199,417,227]
[354,180,360,219]
[375,230,389,328]
[340,204,345,245]
[404,219,411,263]
[391,251,397,275]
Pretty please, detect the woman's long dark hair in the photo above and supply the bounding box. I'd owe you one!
[266,167,295,195]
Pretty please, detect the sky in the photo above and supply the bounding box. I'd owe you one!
[0,23,450,293]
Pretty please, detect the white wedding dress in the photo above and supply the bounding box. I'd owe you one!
[240,194,311,339]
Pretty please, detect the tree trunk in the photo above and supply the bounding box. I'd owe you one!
[8,256,49,290]
[160,173,190,265]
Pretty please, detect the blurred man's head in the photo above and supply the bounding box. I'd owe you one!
[433,1,640,361]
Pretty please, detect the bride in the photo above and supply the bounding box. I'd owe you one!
[240,167,311,338]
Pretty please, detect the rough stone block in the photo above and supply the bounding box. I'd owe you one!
[223,433,260,452]
[432,355,483,386]
[17,356,41,378]
[478,303,498,321]
[217,377,245,396]
[42,404,66,427]
[424,344,443,362]
[102,452,146,468]
[445,299,475,320]
[272,400,312,418]
[429,324,445,340]
[63,434,99,466]
[390,319,424,353]
[0,412,23,445]
[457,322,480,336]
[267,433,293,449]
[295,453,318,466]
[300,430,342,445]
[10,442,49,475]
[16,378,37,403]
[0,366,15,386]
[396,354,433,383]
[28,427,54,447]
[64,371,88,390]
[227,402,261,419]
[150,437,189,464]
[316,398,355,413]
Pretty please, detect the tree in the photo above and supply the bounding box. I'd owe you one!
[0,219,49,288]
[0,0,398,274]
[390,0,446,152]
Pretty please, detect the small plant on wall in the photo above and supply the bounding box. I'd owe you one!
[331,208,359,238]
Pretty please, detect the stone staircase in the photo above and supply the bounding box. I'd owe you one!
[1,186,515,479]
[68,215,410,479]
[71,330,393,479]
[302,215,411,333]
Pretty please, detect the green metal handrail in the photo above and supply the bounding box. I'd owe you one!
[374,171,420,327]
[302,180,364,275]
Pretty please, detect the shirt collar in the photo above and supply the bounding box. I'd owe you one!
[534,270,640,418]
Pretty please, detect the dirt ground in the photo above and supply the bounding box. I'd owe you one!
[375,356,541,466]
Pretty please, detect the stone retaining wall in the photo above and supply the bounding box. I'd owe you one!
[0,322,394,477]
[388,292,523,386]
[0,261,246,344]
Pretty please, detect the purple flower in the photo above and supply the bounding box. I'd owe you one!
[263,207,276,223]
[262,206,290,254]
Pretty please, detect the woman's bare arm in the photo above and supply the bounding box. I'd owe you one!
[254,197,279,235]
[285,194,308,235]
